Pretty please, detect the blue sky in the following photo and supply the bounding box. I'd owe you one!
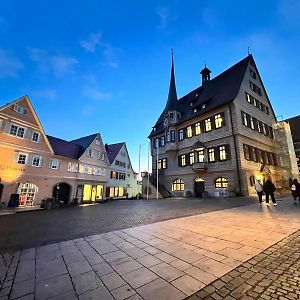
[1,0,300,172]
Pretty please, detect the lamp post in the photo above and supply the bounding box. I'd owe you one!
[147,140,150,200]
[137,144,141,200]
[156,141,159,200]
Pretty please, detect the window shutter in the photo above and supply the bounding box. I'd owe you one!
[13,151,19,164]
[40,157,44,167]
[211,117,216,130]
[246,114,251,127]
[225,144,231,160]
[178,155,181,167]
[24,128,31,139]
[27,155,33,165]
[221,112,226,126]
[4,121,12,133]
[200,120,205,133]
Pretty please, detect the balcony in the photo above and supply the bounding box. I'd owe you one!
[192,162,208,171]
[166,142,177,152]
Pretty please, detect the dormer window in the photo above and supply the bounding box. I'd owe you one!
[169,112,174,119]
[95,139,100,145]
[194,108,197,113]
[87,149,93,157]
[190,102,193,107]
[195,93,198,97]
[202,104,206,109]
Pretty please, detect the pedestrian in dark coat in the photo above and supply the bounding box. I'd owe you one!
[262,179,277,206]
[290,179,300,205]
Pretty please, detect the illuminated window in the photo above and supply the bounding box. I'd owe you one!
[18,183,38,206]
[17,154,27,164]
[162,158,167,169]
[215,114,223,128]
[246,93,251,103]
[242,112,248,126]
[208,148,215,162]
[180,154,186,167]
[197,148,205,162]
[32,132,40,142]
[68,163,78,172]
[178,129,184,141]
[219,146,227,161]
[111,171,118,179]
[172,179,184,191]
[195,122,201,135]
[215,177,228,188]
[32,156,42,167]
[189,152,195,164]
[249,147,257,162]
[250,116,255,129]
[83,184,92,201]
[257,120,261,133]
[187,126,193,138]
[205,118,212,132]
[10,124,25,138]
[262,123,267,135]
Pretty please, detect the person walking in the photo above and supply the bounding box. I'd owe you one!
[254,179,264,205]
[263,178,277,206]
[290,178,300,205]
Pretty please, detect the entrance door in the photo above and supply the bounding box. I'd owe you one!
[91,186,96,202]
[53,183,71,205]
[0,183,3,204]
[194,178,205,198]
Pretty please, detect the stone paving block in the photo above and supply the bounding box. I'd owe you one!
[89,239,118,255]
[102,250,128,262]
[67,259,92,277]
[137,278,186,300]
[126,295,144,300]
[92,261,114,276]
[72,271,103,295]
[122,267,158,289]
[172,249,204,263]
[19,248,36,262]
[14,260,35,283]
[36,257,67,281]
[170,259,192,271]
[101,272,127,291]
[35,273,74,300]
[150,262,184,282]
[172,275,205,296]
[110,257,142,276]
[85,254,105,265]
[154,252,177,263]
[193,257,232,277]
[185,266,217,285]
[48,290,78,300]
[78,286,114,300]
[115,241,136,251]
[143,246,162,255]
[63,251,85,264]
[111,284,136,300]
[136,254,162,268]
[124,247,148,259]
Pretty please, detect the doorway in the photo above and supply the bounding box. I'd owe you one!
[53,183,71,205]
[0,183,3,204]
[194,178,205,198]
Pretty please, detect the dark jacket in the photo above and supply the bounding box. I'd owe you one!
[291,180,300,197]
[263,180,276,193]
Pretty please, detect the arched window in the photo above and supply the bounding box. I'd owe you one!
[172,179,184,191]
[215,177,228,188]
[195,177,204,182]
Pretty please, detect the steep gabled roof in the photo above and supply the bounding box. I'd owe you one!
[71,133,98,150]
[47,135,83,159]
[105,142,125,164]
[149,55,252,138]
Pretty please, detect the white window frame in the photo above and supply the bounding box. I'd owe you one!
[50,159,60,170]
[32,132,40,143]
[13,104,28,115]
[10,124,26,138]
[205,118,212,132]
[32,155,42,167]
[87,149,93,157]
[219,146,227,161]
[17,153,27,164]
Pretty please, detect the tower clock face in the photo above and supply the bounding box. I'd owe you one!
[163,117,169,127]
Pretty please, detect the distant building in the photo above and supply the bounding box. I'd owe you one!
[149,54,298,197]
[105,142,139,199]
[0,95,139,207]
[284,115,300,174]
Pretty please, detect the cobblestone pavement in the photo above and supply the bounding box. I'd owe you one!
[0,197,299,300]
[0,197,256,253]
[187,229,300,300]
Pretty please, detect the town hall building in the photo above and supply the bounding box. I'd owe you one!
[149,54,298,197]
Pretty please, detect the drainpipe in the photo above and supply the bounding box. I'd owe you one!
[229,104,242,196]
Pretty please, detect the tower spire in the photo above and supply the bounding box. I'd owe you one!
[165,49,178,111]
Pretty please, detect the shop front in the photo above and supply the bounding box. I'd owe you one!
[77,183,105,203]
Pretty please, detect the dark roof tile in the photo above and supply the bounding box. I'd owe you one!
[105,142,125,164]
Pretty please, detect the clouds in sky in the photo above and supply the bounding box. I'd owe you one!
[156,7,170,29]
[80,32,120,68]
[0,49,24,78]
[82,75,112,101]
[32,88,57,101]
[28,48,78,76]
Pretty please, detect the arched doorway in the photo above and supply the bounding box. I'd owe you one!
[194,178,205,198]
[53,183,71,205]
[0,183,4,204]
